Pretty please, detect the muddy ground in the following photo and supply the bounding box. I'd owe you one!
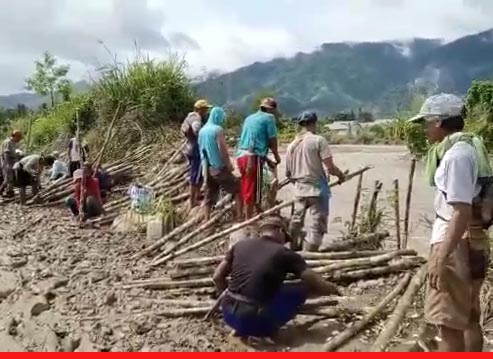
[0,145,490,352]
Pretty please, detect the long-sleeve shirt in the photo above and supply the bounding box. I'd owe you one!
[74,177,102,208]
[50,160,69,180]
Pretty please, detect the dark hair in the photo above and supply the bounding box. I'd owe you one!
[43,155,56,167]
[439,115,465,132]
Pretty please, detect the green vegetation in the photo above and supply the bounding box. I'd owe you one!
[7,52,195,159]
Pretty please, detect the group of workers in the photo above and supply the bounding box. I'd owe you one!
[0,130,110,221]
[187,94,491,351]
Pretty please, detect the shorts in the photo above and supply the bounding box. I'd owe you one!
[237,156,263,206]
[290,196,329,247]
[425,228,490,331]
[222,283,307,338]
[187,155,203,186]
[204,168,240,207]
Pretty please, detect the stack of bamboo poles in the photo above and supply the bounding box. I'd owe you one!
[27,145,154,206]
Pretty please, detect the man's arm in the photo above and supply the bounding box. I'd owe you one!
[217,130,233,172]
[438,203,472,259]
[213,250,233,293]
[322,157,345,181]
[301,269,341,296]
[267,119,281,164]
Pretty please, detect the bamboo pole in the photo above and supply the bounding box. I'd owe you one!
[93,103,121,172]
[328,257,424,283]
[324,273,411,352]
[151,200,296,267]
[351,173,364,233]
[123,278,214,290]
[370,266,427,352]
[314,251,413,274]
[393,179,402,250]
[403,159,416,250]
[75,108,86,220]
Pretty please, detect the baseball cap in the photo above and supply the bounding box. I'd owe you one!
[259,97,278,110]
[194,99,212,110]
[294,111,318,124]
[408,93,465,123]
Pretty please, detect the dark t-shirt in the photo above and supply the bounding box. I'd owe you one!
[226,237,307,304]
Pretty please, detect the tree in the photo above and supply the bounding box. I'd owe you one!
[26,51,72,107]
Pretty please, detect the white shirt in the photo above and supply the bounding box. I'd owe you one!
[431,142,481,245]
[50,160,68,180]
[69,138,87,162]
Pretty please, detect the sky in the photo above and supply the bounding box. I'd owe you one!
[0,0,492,94]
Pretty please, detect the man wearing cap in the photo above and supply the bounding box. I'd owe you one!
[214,215,340,340]
[0,130,23,197]
[410,94,491,352]
[286,112,346,252]
[237,98,281,220]
[181,99,212,209]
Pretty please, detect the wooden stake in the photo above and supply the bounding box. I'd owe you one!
[370,266,427,352]
[368,180,383,232]
[393,179,402,250]
[351,173,364,234]
[403,159,417,250]
[324,273,411,352]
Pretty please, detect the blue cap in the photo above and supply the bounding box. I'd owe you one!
[294,111,318,124]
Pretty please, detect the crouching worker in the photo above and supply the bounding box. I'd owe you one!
[14,154,55,204]
[199,107,242,220]
[286,112,346,252]
[94,166,112,203]
[66,167,103,221]
[213,216,340,340]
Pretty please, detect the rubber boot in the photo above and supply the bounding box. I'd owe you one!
[304,242,320,253]
[19,187,27,205]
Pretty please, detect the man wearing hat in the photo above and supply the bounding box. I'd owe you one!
[181,99,212,209]
[286,112,346,252]
[237,98,282,220]
[213,215,340,340]
[0,130,23,197]
[409,94,490,352]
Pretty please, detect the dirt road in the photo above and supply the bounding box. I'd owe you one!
[278,145,434,255]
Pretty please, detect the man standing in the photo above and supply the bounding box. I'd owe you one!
[181,99,212,208]
[410,94,491,352]
[286,112,346,252]
[67,135,89,177]
[0,130,23,197]
[237,98,281,219]
[198,107,242,220]
[214,216,340,340]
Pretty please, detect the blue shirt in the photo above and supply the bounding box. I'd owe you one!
[199,107,227,170]
[237,111,278,157]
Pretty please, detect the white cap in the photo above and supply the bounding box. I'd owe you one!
[408,93,465,123]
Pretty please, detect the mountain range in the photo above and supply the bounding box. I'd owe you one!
[2,29,493,116]
[196,29,493,116]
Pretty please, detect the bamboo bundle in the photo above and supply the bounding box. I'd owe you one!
[171,249,419,271]
[370,266,427,352]
[328,257,424,283]
[151,200,296,267]
[314,251,414,274]
[324,273,412,352]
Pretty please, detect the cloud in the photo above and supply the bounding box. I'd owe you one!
[0,0,491,94]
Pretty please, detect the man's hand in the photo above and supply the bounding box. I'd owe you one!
[428,254,447,291]
[274,153,282,166]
